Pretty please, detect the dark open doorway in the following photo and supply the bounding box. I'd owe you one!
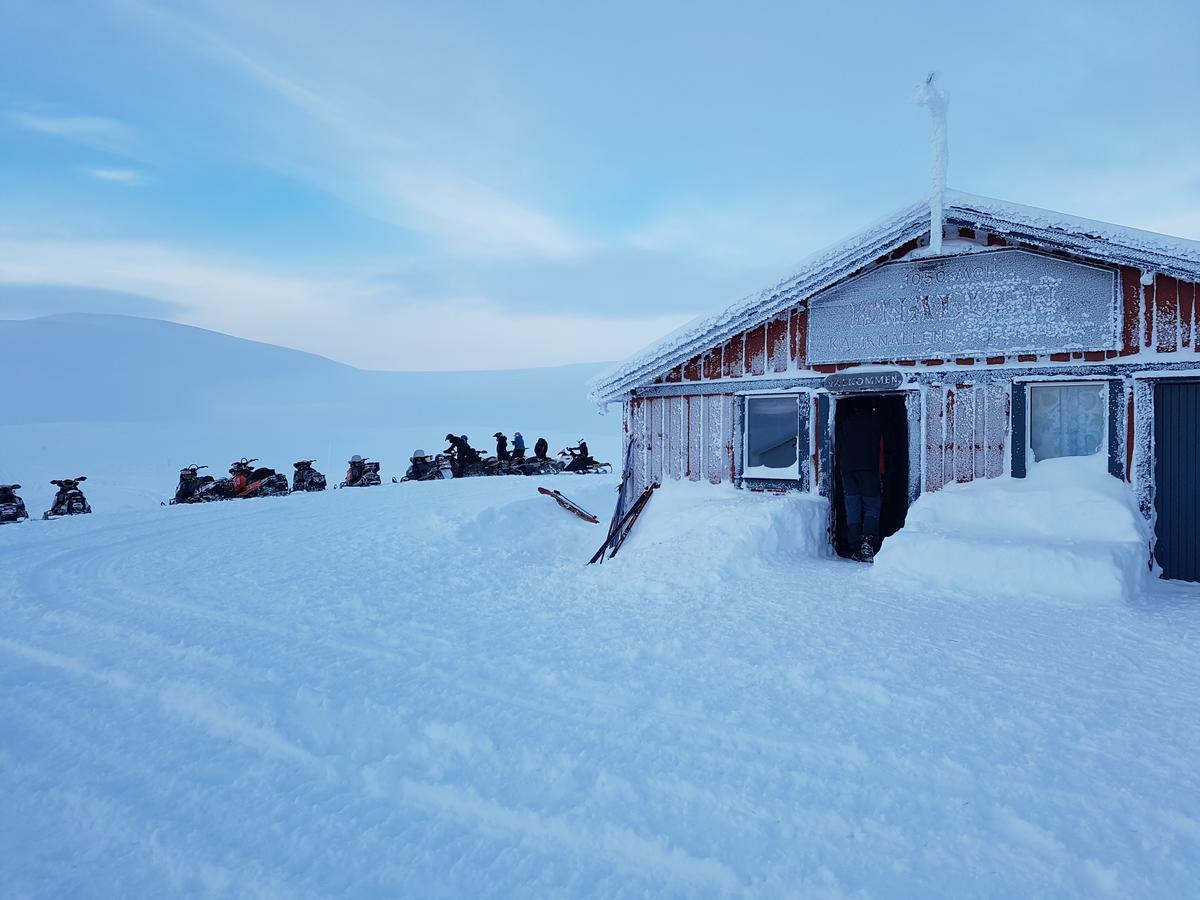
[832,393,910,558]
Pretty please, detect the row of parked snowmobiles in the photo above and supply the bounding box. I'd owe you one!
[399,439,611,482]
[170,456,382,505]
[0,478,92,524]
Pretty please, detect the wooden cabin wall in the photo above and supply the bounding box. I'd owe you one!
[625,395,735,494]
[633,237,1199,502]
[921,383,1009,493]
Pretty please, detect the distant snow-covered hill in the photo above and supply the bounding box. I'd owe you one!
[1,313,617,507]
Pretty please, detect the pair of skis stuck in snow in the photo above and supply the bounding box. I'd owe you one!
[535,440,659,563]
[588,441,657,562]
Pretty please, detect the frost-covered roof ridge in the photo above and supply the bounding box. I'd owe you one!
[943,190,1200,267]
[587,197,932,402]
[589,190,1200,404]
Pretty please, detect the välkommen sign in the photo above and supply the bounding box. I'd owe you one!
[806,248,1119,365]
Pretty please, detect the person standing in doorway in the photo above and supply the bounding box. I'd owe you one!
[838,403,884,561]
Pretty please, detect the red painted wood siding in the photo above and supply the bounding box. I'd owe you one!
[627,393,734,492]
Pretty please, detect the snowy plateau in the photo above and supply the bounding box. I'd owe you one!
[3,314,1200,898]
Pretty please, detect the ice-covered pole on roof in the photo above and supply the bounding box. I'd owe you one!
[914,71,949,255]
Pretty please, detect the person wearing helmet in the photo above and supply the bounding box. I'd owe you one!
[408,449,436,480]
[511,431,526,460]
[346,454,366,486]
[533,437,549,461]
[494,432,510,462]
[443,433,477,477]
[565,438,592,472]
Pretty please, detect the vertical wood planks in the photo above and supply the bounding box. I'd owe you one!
[767,315,789,373]
[744,325,766,376]
[723,335,744,378]
[703,394,724,483]
[924,386,945,493]
[687,396,703,480]
[667,395,685,480]
[1155,275,1179,353]
[953,386,976,483]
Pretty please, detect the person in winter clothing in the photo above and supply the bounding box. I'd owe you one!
[494,432,510,462]
[444,434,480,477]
[408,450,436,480]
[512,432,526,460]
[444,434,465,477]
[346,454,366,486]
[533,437,549,460]
[564,439,592,472]
[837,405,884,561]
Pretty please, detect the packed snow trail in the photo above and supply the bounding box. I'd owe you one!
[3,479,1200,898]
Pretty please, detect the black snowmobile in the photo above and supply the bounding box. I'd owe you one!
[341,456,382,488]
[400,450,448,482]
[43,477,92,519]
[229,458,290,498]
[513,455,562,476]
[0,483,29,524]
[558,445,611,475]
[292,460,327,492]
[170,464,231,504]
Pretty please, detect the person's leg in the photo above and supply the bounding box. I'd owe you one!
[841,472,864,555]
[860,473,882,552]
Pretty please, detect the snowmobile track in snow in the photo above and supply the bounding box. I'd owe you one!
[4,478,1200,898]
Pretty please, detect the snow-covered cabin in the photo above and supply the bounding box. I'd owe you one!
[589,191,1200,582]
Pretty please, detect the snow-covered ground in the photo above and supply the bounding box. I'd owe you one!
[4,475,1200,898]
[5,312,1200,897]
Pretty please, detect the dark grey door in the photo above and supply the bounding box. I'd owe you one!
[1154,381,1200,582]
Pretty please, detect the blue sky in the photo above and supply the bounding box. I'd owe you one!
[2,0,1198,369]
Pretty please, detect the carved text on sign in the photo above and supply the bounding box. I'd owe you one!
[806,249,1118,364]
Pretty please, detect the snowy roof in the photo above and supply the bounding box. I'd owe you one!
[588,190,1200,403]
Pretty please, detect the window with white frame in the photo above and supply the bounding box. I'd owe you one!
[743,395,800,479]
[1028,382,1107,463]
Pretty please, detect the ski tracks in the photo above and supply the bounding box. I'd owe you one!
[3,481,1200,896]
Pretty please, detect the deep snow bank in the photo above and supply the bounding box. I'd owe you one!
[871,456,1152,603]
[611,481,830,580]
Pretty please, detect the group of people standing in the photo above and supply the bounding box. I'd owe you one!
[439,432,593,478]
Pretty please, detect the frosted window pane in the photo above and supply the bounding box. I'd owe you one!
[1030,384,1105,462]
[746,397,798,472]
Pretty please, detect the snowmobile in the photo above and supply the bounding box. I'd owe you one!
[341,456,382,488]
[479,455,524,477]
[400,450,450,482]
[292,460,327,492]
[229,458,290,498]
[43,477,92,519]
[515,455,565,476]
[170,464,231,504]
[0,483,29,524]
[557,448,612,475]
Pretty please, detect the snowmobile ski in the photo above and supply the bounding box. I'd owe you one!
[538,487,599,524]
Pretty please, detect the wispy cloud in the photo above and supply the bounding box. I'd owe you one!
[117,1,588,261]
[88,167,149,186]
[12,111,141,156]
[0,236,686,369]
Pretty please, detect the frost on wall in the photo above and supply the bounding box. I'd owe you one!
[1132,378,1156,520]
[627,393,735,493]
[923,383,1008,491]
